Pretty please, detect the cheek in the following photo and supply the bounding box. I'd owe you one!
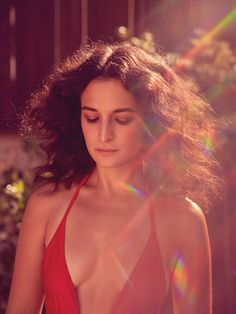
[120,124,145,150]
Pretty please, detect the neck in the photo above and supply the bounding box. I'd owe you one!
[89,161,147,197]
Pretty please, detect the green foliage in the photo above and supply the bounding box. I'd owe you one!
[172,31,236,115]
[0,168,32,313]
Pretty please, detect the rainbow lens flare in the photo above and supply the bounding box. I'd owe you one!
[172,253,196,304]
[122,182,145,198]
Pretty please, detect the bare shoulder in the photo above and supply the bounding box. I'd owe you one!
[155,192,207,229]
[24,182,75,226]
[175,197,210,250]
[169,195,205,224]
[25,184,58,219]
[170,196,208,240]
[153,192,210,257]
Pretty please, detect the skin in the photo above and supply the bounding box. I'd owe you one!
[6,78,212,314]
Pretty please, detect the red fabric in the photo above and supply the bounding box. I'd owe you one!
[41,174,166,314]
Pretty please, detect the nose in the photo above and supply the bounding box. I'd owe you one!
[99,119,114,142]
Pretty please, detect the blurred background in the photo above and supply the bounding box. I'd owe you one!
[0,0,236,313]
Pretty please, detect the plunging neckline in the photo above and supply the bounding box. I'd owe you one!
[42,173,167,314]
[61,222,154,313]
[60,182,157,312]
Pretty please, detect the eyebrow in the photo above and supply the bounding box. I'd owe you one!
[81,105,136,113]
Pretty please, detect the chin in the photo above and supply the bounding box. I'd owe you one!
[94,156,142,169]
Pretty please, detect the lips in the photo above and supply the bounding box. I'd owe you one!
[95,148,118,152]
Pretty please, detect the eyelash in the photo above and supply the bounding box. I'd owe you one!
[85,117,99,123]
[85,116,132,125]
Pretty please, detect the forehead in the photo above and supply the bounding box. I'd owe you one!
[80,78,138,112]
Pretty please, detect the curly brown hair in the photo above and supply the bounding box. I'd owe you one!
[21,41,221,210]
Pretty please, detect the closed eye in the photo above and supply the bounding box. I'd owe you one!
[83,115,133,125]
[115,118,133,125]
[85,116,99,123]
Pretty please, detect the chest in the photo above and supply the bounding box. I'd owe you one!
[43,193,175,312]
[43,197,169,314]
[47,196,175,278]
[64,197,151,288]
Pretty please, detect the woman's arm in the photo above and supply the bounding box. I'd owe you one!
[170,199,212,314]
[6,192,49,314]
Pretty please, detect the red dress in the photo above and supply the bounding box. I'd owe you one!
[41,174,167,313]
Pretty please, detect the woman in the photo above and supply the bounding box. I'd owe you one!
[7,42,219,313]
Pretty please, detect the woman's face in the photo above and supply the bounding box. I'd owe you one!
[80,78,146,169]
